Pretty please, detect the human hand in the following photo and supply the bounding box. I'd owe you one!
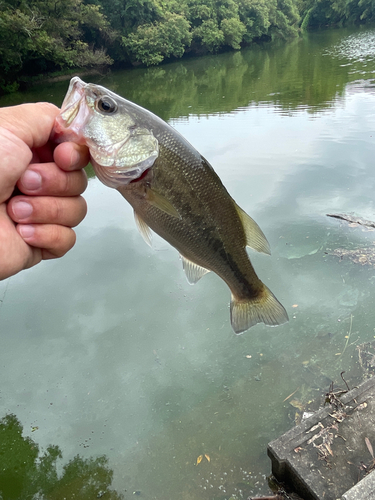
[0,102,89,280]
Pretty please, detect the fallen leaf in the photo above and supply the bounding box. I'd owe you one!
[308,422,324,433]
[196,455,203,465]
[365,437,374,459]
[325,443,333,456]
[204,454,211,462]
[356,402,368,411]
[290,399,304,411]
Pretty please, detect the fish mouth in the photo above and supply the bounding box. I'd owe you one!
[54,76,159,187]
[53,77,90,141]
[60,99,80,126]
[61,77,86,113]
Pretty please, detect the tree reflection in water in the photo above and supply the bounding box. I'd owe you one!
[0,414,123,500]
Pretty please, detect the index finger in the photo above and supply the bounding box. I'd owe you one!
[0,103,59,150]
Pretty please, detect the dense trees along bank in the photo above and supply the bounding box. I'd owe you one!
[1,0,375,93]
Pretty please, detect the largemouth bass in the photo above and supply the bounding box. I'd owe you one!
[54,77,288,333]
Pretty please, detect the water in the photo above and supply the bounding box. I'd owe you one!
[1,25,375,499]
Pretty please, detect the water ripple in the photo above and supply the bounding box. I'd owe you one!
[326,29,375,62]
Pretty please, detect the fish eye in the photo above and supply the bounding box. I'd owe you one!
[96,96,118,114]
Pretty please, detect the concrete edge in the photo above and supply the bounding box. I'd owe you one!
[267,377,375,500]
[341,469,375,500]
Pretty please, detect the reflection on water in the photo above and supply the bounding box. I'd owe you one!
[1,25,375,499]
[0,414,122,499]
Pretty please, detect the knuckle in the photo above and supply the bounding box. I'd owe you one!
[50,197,63,221]
[49,224,64,248]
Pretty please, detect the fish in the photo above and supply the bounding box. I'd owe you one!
[53,77,288,333]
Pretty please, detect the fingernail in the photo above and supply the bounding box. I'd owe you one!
[21,170,42,191]
[18,225,35,239]
[70,148,81,168]
[13,201,33,219]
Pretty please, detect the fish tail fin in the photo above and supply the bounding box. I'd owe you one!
[230,286,288,334]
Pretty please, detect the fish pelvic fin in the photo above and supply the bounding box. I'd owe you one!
[180,254,210,284]
[146,187,180,218]
[230,286,288,334]
[134,211,153,247]
[235,203,271,255]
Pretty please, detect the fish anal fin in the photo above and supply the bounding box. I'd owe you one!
[180,254,210,285]
[230,286,288,334]
[146,188,180,219]
[134,211,153,247]
[235,203,271,255]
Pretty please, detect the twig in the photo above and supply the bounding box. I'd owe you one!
[247,496,284,500]
[0,278,10,315]
[326,213,375,228]
[337,315,353,357]
[340,371,350,391]
[283,387,299,402]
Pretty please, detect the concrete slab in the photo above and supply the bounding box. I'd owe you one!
[341,469,375,500]
[267,376,375,500]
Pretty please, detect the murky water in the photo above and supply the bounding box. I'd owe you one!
[1,25,375,499]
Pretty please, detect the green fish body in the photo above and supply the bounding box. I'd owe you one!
[54,77,288,333]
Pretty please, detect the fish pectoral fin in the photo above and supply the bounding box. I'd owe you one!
[180,254,210,285]
[145,188,180,218]
[235,203,271,255]
[230,285,288,334]
[134,211,153,247]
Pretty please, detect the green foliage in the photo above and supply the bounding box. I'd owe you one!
[238,0,274,41]
[92,0,163,31]
[193,19,225,52]
[1,0,375,92]
[0,0,115,93]
[298,0,375,28]
[269,0,300,38]
[221,17,247,49]
[123,13,192,65]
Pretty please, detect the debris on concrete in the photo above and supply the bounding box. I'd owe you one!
[268,376,375,500]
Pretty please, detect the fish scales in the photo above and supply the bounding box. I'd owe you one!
[119,141,263,302]
[53,77,288,333]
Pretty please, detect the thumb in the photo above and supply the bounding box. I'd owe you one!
[0,103,59,149]
[0,127,32,204]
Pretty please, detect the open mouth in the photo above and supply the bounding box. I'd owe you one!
[58,77,88,128]
[60,98,81,127]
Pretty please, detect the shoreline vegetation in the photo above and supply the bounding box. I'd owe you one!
[1,0,375,95]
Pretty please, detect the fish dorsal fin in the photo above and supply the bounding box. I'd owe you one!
[134,211,153,247]
[145,188,180,219]
[235,203,270,255]
[180,254,210,285]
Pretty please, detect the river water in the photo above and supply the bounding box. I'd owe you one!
[1,25,375,499]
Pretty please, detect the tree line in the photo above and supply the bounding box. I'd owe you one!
[1,0,374,93]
